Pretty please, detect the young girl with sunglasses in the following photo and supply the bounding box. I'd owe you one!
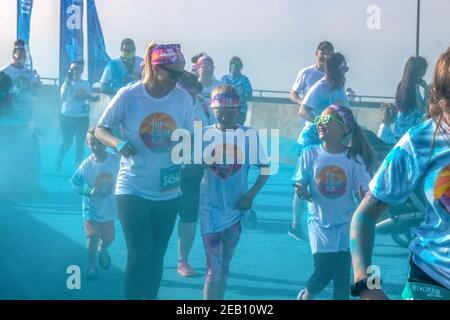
[293,104,374,300]
[291,52,350,241]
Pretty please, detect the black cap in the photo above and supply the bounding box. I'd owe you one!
[317,41,334,52]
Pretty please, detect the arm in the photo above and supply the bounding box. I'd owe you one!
[298,104,315,122]
[60,81,71,103]
[350,193,389,299]
[290,90,303,106]
[236,167,270,211]
[95,126,137,158]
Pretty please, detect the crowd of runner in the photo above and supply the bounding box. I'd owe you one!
[0,37,448,300]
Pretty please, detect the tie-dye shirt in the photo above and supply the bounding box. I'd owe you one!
[221,74,253,113]
[369,118,450,289]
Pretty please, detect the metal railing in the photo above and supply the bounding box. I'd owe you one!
[38,78,395,106]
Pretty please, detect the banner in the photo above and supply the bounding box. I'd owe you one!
[60,0,84,84]
[17,0,33,69]
[87,0,111,84]
[17,0,33,43]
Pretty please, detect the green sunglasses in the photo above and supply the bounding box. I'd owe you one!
[314,114,345,126]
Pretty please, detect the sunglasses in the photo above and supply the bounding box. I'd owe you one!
[314,114,345,126]
[159,65,185,81]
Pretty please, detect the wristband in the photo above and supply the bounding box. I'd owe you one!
[81,184,93,196]
[116,140,128,153]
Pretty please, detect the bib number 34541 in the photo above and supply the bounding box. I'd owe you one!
[160,165,181,192]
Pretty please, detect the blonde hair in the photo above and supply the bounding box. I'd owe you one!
[143,42,158,85]
[211,84,239,101]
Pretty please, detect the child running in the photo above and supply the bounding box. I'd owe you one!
[70,126,120,280]
[199,85,269,299]
[293,104,374,300]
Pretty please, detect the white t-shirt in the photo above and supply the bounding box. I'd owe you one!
[60,80,93,117]
[199,125,269,234]
[192,95,216,126]
[298,78,350,146]
[370,119,450,288]
[201,78,223,100]
[291,64,325,96]
[0,63,39,103]
[97,82,194,201]
[292,144,371,254]
[70,152,121,222]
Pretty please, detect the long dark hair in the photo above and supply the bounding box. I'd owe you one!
[427,47,450,149]
[395,56,428,113]
[331,105,375,171]
[325,52,347,90]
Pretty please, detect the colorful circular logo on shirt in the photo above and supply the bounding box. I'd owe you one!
[315,166,347,199]
[95,172,114,196]
[434,164,450,215]
[208,143,243,179]
[139,113,177,153]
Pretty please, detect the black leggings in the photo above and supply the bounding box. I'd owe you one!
[306,251,351,300]
[117,194,178,300]
[178,170,203,223]
[58,114,89,165]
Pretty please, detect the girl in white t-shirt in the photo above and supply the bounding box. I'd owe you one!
[293,104,374,300]
[291,52,350,242]
[200,85,269,300]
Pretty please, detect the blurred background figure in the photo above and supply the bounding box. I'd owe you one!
[393,56,428,139]
[221,56,253,125]
[377,103,397,145]
[55,61,99,173]
[191,53,222,100]
[0,46,41,123]
[0,72,13,119]
[100,38,143,97]
[14,39,33,70]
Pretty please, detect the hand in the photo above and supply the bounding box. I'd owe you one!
[293,183,311,201]
[236,193,255,211]
[89,186,101,197]
[380,103,397,125]
[116,141,137,158]
[359,289,389,300]
[418,79,428,89]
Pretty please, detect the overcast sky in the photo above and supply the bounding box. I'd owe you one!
[0,0,449,96]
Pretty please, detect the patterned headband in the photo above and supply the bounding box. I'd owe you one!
[329,104,355,133]
[211,93,240,108]
[151,44,185,66]
[193,55,214,72]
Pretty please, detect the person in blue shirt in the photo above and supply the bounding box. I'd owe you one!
[221,56,253,125]
[100,38,144,97]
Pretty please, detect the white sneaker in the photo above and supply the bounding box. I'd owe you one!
[296,289,306,300]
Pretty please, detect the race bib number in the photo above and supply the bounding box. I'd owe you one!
[160,165,181,192]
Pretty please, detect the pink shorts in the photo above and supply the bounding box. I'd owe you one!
[84,220,115,244]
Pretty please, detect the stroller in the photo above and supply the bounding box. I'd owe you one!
[363,129,425,248]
